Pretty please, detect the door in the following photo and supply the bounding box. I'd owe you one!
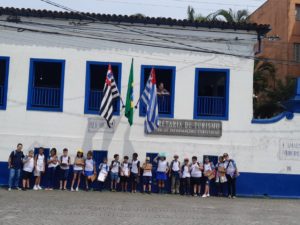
[93,150,108,190]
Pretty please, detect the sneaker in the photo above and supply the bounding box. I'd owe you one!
[228,195,232,199]
[207,194,210,197]
[8,188,11,191]
[193,194,198,197]
[33,185,38,190]
[38,185,42,190]
[22,188,27,191]
[232,196,236,199]
[48,188,53,191]
[76,187,79,192]
[16,187,22,191]
[202,194,207,198]
[71,188,74,192]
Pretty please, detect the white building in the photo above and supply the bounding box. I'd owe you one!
[0,7,299,197]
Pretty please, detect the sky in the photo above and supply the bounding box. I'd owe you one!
[0,0,267,19]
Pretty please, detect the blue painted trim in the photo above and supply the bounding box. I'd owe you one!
[193,68,230,121]
[0,56,10,110]
[252,111,294,124]
[26,58,65,112]
[139,65,176,118]
[84,61,122,115]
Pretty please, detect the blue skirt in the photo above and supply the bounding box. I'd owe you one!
[84,170,94,177]
[156,171,167,181]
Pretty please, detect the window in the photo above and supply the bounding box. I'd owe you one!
[296,4,300,21]
[194,68,230,120]
[295,43,300,62]
[0,57,9,110]
[84,61,121,115]
[139,65,176,118]
[27,59,65,112]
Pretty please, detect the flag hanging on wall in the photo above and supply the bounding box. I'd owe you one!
[125,59,134,126]
[140,68,159,133]
[99,65,120,128]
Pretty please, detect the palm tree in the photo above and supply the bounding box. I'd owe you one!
[187,6,207,22]
[207,8,249,23]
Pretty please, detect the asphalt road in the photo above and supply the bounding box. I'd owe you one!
[0,188,299,225]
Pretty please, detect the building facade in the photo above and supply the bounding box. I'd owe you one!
[250,0,300,79]
[0,7,300,197]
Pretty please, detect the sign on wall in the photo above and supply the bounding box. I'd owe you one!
[151,119,222,137]
[279,139,300,161]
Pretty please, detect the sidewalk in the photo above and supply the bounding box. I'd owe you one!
[0,188,299,225]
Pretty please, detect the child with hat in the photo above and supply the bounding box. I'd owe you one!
[70,149,84,191]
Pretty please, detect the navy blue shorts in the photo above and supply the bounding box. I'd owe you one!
[143,176,152,185]
[156,172,167,181]
[60,169,69,181]
[22,171,32,180]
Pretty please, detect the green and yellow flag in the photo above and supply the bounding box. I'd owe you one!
[125,59,134,126]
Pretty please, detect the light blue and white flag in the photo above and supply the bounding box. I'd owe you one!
[141,68,159,133]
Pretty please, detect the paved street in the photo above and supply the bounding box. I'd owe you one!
[0,188,299,225]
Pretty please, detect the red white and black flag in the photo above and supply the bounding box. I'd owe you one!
[99,65,120,127]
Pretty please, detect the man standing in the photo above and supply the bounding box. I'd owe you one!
[8,143,24,191]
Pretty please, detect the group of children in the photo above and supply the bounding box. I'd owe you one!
[8,143,239,198]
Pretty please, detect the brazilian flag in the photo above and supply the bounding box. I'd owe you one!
[125,59,134,126]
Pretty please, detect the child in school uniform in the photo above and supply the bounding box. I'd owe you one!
[33,147,45,190]
[154,154,169,194]
[170,154,181,194]
[180,158,191,195]
[71,149,85,192]
[202,157,215,198]
[98,158,110,191]
[190,156,203,197]
[84,150,96,191]
[46,148,59,190]
[110,154,120,192]
[130,153,140,193]
[120,156,130,192]
[22,150,34,191]
[142,157,152,194]
[215,156,227,197]
[59,148,70,190]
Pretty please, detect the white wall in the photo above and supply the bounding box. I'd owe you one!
[1,18,300,175]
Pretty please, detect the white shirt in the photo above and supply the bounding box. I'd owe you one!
[60,155,70,169]
[85,158,94,172]
[204,163,213,172]
[182,165,191,178]
[131,160,140,174]
[171,160,180,172]
[111,161,120,173]
[36,154,45,171]
[157,160,168,172]
[121,162,130,176]
[190,162,202,178]
[99,163,109,174]
[23,156,34,172]
[73,157,84,171]
[48,156,59,168]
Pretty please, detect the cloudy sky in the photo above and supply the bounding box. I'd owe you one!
[1,0,267,19]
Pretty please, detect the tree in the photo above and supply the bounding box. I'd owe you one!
[253,60,276,95]
[207,8,249,23]
[187,6,207,22]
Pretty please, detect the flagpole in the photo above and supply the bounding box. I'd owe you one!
[134,96,141,109]
[120,97,125,108]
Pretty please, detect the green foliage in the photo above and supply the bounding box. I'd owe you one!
[253,60,296,118]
